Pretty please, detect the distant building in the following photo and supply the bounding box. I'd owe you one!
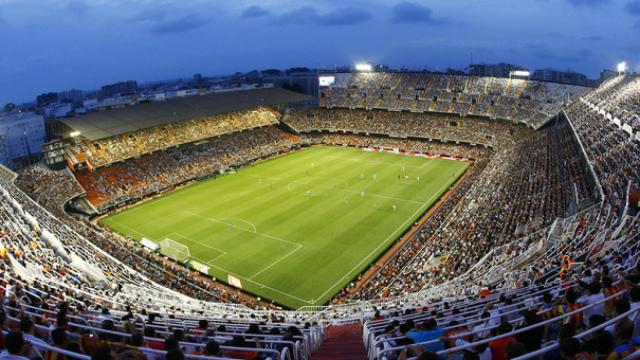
[0,112,46,169]
[532,68,589,86]
[263,70,320,98]
[193,73,205,86]
[561,71,589,86]
[42,139,68,170]
[533,68,558,82]
[600,69,618,83]
[99,80,138,98]
[58,89,85,103]
[36,92,59,107]
[468,63,526,78]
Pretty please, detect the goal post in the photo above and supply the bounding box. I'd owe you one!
[159,238,191,262]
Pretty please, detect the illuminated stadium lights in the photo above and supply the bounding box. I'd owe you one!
[354,63,373,72]
[70,131,81,137]
[318,75,336,87]
[509,70,530,78]
[617,61,628,73]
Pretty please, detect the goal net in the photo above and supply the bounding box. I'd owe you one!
[159,238,191,262]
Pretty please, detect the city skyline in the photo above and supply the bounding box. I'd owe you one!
[1,0,639,104]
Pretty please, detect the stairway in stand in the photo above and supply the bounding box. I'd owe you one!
[312,323,366,360]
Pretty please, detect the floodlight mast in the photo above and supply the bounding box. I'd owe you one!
[509,70,530,79]
[617,61,628,75]
[354,63,373,72]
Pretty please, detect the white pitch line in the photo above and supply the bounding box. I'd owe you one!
[218,217,257,233]
[107,152,468,306]
[198,259,314,304]
[106,211,187,239]
[204,253,226,263]
[106,215,314,304]
[322,153,427,168]
[249,244,303,280]
[245,174,423,205]
[309,163,469,303]
[106,218,151,239]
[419,158,437,169]
[182,211,301,247]
[134,211,180,229]
[167,232,227,260]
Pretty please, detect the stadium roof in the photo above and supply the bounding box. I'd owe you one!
[61,87,314,141]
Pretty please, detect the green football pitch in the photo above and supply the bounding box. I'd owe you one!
[100,146,470,309]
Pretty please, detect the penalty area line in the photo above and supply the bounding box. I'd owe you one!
[248,244,303,280]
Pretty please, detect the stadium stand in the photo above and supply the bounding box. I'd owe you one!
[3,74,639,360]
[59,88,313,141]
[1,170,324,360]
[580,75,640,135]
[284,108,601,304]
[72,126,297,211]
[318,73,589,129]
[65,107,282,167]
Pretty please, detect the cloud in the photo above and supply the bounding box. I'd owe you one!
[149,14,209,34]
[64,0,88,16]
[566,0,610,7]
[131,8,167,23]
[241,5,270,18]
[274,6,373,26]
[625,0,640,15]
[391,2,447,24]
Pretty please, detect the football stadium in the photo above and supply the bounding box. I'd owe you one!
[101,146,470,309]
[1,1,640,359]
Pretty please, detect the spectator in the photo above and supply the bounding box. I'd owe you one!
[0,332,31,360]
[488,322,516,360]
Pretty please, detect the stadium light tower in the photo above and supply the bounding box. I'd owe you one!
[509,70,530,79]
[354,63,373,72]
[617,61,628,75]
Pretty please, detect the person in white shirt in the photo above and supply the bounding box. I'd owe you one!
[472,312,492,340]
[4,280,16,300]
[577,281,605,327]
[579,269,593,285]
[97,307,112,323]
[454,338,492,360]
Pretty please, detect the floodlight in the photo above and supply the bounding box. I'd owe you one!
[510,70,531,77]
[319,76,336,86]
[617,61,628,73]
[70,131,81,137]
[355,63,373,72]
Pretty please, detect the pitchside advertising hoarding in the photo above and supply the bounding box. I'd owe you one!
[228,274,243,289]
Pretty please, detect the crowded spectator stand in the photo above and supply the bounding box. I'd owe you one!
[0,73,638,359]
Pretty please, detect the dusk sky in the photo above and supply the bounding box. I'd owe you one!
[0,0,639,105]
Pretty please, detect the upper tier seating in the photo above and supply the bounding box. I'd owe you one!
[319,73,589,129]
[67,107,281,167]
